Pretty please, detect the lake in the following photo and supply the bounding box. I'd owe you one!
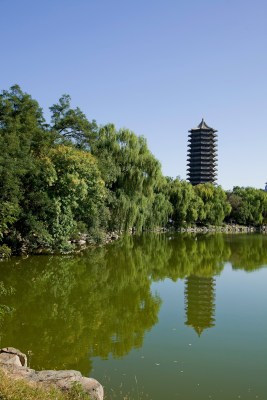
[0,233,267,399]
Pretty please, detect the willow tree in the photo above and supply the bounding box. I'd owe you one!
[167,178,201,227]
[194,183,231,225]
[90,124,171,232]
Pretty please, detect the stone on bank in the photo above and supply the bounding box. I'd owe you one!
[0,347,104,400]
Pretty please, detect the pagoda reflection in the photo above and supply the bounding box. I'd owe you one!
[184,275,216,336]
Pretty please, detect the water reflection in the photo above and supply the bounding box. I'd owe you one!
[0,250,161,373]
[0,233,267,374]
[185,276,216,336]
[225,234,267,271]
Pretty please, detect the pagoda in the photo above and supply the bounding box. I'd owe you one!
[187,119,218,185]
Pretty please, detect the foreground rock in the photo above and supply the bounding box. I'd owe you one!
[0,347,103,400]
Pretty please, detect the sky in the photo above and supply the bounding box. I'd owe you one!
[1,0,267,190]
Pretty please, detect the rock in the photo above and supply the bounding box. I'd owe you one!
[0,347,27,367]
[0,347,104,400]
[80,377,104,400]
[0,353,22,367]
[1,365,36,381]
[37,370,103,400]
[37,371,104,399]
[37,369,82,384]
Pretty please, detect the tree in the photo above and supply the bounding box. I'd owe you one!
[50,94,97,149]
[48,145,108,246]
[89,124,171,232]
[0,85,54,245]
[167,178,200,226]
[0,86,108,252]
[227,187,267,225]
[194,183,231,225]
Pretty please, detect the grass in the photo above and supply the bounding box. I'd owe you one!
[0,370,91,400]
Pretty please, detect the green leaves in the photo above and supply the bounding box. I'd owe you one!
[88,125,170,232]
[0,85,50,241]
[50,94,97,149]
[228,187,267,225]
[194,183,231,226]
[47,145,107,248]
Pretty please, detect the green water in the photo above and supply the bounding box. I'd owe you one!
[1,233,267,399]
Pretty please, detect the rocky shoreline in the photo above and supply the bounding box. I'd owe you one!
[144,224,267,234]
[175,224,267,233]
[72,225,267,253]
[1,225,267,259]
[0,347,104,400]
[70,231,120,248]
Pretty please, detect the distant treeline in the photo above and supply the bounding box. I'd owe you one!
[1,85,267,254]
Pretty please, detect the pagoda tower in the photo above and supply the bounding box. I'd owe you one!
[187,119,218,185]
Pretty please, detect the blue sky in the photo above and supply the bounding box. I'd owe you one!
[1,0,267,190]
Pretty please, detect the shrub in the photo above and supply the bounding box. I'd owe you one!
[0,245,11,259]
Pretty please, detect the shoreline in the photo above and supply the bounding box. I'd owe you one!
[175,224,267,234]
[1,225,267,259]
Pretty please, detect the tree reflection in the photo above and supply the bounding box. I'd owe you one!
[0,245,162,374]
[0,233,267,373]
[226,234,267,271]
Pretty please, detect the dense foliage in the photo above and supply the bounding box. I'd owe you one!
[227,186,267,225]
[0,85,267,255]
